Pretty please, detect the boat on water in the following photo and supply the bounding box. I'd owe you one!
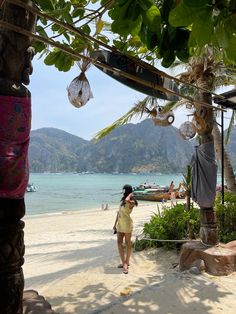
[133,183,169,202]
[133,182,185,202]
[26,183,37,192]
[134,191,170,202]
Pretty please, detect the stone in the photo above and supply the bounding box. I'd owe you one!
[179,241,236,276]
[23,290,57,314]
[189,266,201,275]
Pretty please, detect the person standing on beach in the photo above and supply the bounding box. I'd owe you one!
[168,180,175,207]
[113,184,138,274]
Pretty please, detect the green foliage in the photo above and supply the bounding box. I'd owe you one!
[215,192,236,243]
[135,191,236,252]
[137,203,200,249]
[169,0,236,64]
[35,0,56,11]
[44,49,74,71]
[31,0,236,71]
[133,238,154,251]
[108,0,191,66]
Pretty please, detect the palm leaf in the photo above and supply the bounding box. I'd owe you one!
[225,111,235,145]
[183,165,192,193]
[93,96,149,141]
[214,66,236,89]
[160,101,177,113]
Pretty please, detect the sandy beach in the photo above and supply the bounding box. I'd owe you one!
[23,202,236,314]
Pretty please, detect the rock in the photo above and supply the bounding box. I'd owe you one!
[189,266,201,275]
[23,290,57,314]
[179,241,236,276]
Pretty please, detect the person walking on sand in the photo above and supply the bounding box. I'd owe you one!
[113,184,138,274]
[168,180,175,207]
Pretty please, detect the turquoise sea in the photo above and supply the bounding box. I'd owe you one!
[25,173,184,216]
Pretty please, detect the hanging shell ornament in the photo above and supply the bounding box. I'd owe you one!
[179,121,196,140]
[152,107,175,127]
[67,72,93,108]
[67,53,93,108]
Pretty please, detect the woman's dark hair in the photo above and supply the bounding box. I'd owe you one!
[121,184,138,206]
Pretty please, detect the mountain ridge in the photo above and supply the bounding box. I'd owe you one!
[28,120,236,173]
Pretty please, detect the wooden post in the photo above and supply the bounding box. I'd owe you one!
[0,199,25,314]
[200,208,218,245]
[0,1,36,313]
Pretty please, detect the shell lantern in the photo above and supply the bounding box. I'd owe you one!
[179,121,196,140]
[152,108,175,127]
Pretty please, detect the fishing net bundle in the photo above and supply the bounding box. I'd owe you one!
[67,56,93,108]
[179,121,196,140]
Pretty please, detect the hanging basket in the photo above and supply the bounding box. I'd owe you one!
[179,121,196,140]
[152,109,175,127]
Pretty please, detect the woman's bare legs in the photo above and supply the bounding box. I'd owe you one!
[117,232,125,265]
[124,233,132,272]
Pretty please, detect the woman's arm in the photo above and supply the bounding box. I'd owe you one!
[125,193,135,204]
[125,193,136,209]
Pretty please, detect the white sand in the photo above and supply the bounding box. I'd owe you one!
[23,202,236,314]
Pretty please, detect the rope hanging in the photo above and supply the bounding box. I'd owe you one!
[5,0,228,104]
[135,236,199,243]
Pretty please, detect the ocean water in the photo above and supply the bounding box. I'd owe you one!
[25,173,184,216]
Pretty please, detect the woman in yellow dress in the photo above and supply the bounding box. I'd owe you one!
[113,184,138,274]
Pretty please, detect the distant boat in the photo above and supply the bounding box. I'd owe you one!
[27,183,37,192]
[133,182,169,193]
[133,182,185,202]
[134,191,171,202]
[133,183,169,201]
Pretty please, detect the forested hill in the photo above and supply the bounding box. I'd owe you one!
[28,119,236,173]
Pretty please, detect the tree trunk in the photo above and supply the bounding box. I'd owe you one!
[192,58,219,246]
[0,1,36,313]
[212,122,236,193]
[185,193,191,211]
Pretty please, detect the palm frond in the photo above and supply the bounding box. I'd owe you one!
[183,165,192,192]
[213,66,236,89]
[93,96,150,141]
[160,101,177,113]
[225,111,235,145]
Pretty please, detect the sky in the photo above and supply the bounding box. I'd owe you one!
[29,58,234,140]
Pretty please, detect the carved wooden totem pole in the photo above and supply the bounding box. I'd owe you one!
[0,1,35,313]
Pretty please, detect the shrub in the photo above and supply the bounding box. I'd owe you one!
[215,192,236,243]
[134,203,200,250]
[134,192,236,251]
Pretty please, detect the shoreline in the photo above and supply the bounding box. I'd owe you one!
[23,201,161,218]
[24,199,183,219]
